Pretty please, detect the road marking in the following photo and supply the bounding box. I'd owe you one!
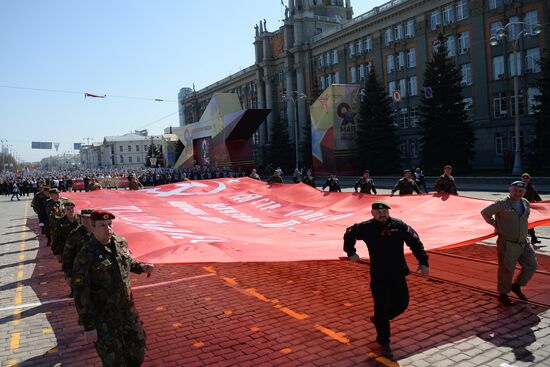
[0,273,217,312]
[314,324,350,343]
[367,352,402,366]
[10,332,20,352]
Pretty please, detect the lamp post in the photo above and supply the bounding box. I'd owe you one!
[490,22,542,175]
[282,92,307,169]
[0,139,6,172]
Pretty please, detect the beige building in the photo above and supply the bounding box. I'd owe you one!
[180,0,548,170]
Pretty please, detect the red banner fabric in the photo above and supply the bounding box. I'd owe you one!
[64,178,550,264]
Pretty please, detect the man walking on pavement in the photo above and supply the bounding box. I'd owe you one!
[72,210,154,366]
[343,200,429,359]
[391,169,420,195]
[481,181,538,305]
[434,165,458,195]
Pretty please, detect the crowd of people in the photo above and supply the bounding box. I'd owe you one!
[3,162,546,363]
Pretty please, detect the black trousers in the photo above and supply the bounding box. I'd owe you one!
[370,278,409,345]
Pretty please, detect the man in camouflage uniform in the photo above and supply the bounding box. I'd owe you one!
[31,184,50,235]
[322,172,342,192]
[72,210,154,366]
[434,165,458,195]
[52,199,79,263]
[62,208,94,279]
[302,169,316,188]
[391,170,420,196]
[44,188,63,247]
[354,170,377,194]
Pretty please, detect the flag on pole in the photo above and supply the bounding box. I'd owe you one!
[84,92,106,98]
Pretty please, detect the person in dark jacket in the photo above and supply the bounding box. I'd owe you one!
[322,172,342,192]
[434,165,458,195]
[391,170,420,195]
[343,200,429,360]
[521,173,542,245]
[354,170,377,194]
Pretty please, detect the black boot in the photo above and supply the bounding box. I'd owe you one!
[511,283,528,300]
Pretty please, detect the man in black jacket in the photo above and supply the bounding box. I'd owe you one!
[343,200,429,360]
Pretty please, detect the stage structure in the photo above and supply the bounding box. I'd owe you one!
[310,84,359,175]
[173,93,270,169]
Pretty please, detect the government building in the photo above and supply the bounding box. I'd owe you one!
[179,0,547,171]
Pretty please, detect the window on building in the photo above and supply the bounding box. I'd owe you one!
[431,9,441,30]
[119,145,123,152]
[394,24,404,40]
[492,55,505,80]
[408,76,417,96]
[128,145,132,152]
[128,156,133,163]
[510,91,524,117]
[410,140,418,157]
[458,32,470,54]
[397,51,405,70]
[325,52,330,65]
[446,35,456,57]
[508,51,522,77]
[136,145,140,151]
[348,42,355,58]
[461,63,472,86]
[387,54,395,73]
[410,106,419,127]
[398,79,407,97]
[364,36,373,52]
[388,81,396,97]
[120,155,124,163]
[355,40,362,55]
[464,97,473,120]
[399,108,409,128]
[524,10,539,34]
[334,71,340,84]
[493,92,508,118]
[327,74,332,86]
[319,56,324,68]
[350,66,357,83]
[526,48,541,73]
[385,28,393,45]
[331,49,339,64]
[407,48,416,68]
[495,136,503,155]
[490,21,503,37]
[527,87,539,115]
[456,0,468,21]
[443,4,454,25]
[405,20,415,38]
[320,77,326,91]
[489,0,504,10]
[508,16,520,40]
[137,156,141,163]
[399,141,408,157]
[359,64,366,80]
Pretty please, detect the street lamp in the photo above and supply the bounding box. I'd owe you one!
[0,139,6,172]
[489,21,542,175]
[282,92,307,169]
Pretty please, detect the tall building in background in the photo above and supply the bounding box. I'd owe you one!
[180,0,548,171]
[178,87,193,127]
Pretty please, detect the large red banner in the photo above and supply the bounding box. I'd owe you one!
[64,178,550,264]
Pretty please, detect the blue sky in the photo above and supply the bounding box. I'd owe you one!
[0,0,379,162]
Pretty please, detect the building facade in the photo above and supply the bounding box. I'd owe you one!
[80,133,162,169]
[179,0,548,171]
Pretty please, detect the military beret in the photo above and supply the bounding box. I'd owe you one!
[61,199,75,207]
[48,188,60,194]
[80,208,94,217]
[372,200,391,210]
[444,165,452,169]
[510,180,527,188]
[403,169,411,174]
[90,210,116,221]
[521,173,531,179]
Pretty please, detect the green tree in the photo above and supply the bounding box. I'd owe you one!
[532,49,550,171]
[267,117,293,171]
[419,33,475,173]
[145,138,160,167]
[354,67,400,174]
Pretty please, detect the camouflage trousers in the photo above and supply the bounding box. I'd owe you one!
[94,310,147,367]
